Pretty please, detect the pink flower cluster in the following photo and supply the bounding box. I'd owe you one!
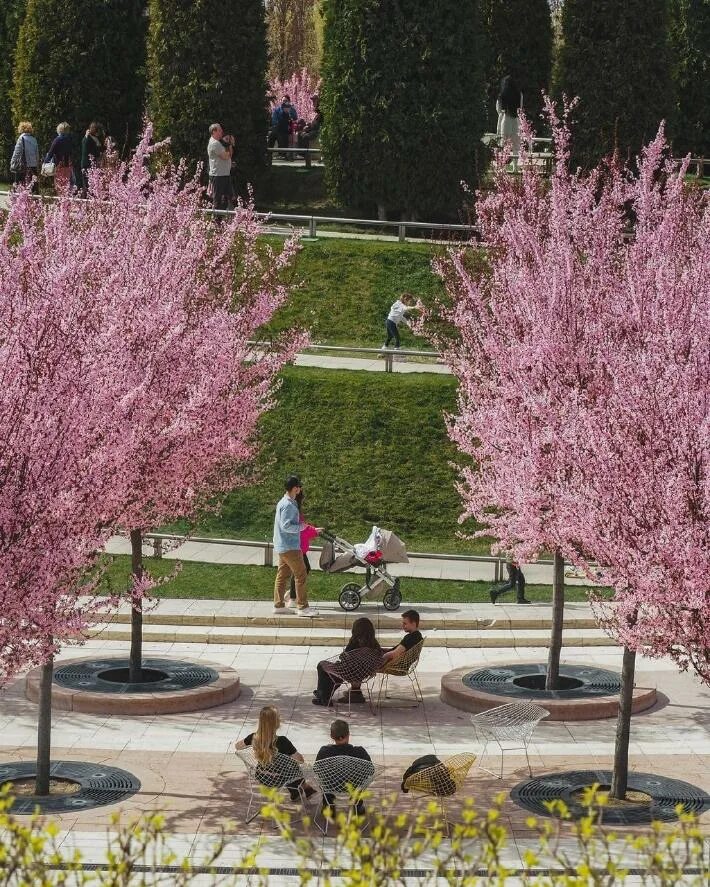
[435,98,710,681]
[0,125,303,681]
[269,69,321,122]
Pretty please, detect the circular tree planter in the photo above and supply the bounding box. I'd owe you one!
[441,663,656,720]
[511,770,710,825]
[25,657,241,715]
[0,761,140,814]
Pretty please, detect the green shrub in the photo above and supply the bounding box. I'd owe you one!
[147,0,268,187]
[557,0,675,168]
[0,0,25,178]
[482,0,553,132]
[11,0,146,158]
[669,0,710,156]
[320,0,487,220]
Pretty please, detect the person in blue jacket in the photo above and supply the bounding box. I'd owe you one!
[268,96,298,159]
[273,475,319,617]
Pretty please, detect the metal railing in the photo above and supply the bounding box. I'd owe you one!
[297,343,444,373]
[0,189,480,244]
[139,530,557,583]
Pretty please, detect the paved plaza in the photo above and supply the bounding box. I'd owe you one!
[1,597,709,882]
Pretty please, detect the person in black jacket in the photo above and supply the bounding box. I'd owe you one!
[45,122,74,192]
[80,122,105,196]
[315,719,372,815]
[489,555,531,604]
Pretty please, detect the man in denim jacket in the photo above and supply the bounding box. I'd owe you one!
[273,475,319,617]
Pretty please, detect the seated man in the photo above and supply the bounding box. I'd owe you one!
[381,609,423,666]
[348,609,422,698]
[315,719,372,816]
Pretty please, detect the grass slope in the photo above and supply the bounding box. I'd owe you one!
[102,555,603,603]
[264,238,445,347]
[174,365,479,553]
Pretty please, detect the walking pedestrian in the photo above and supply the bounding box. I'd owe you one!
[381,293,415,353]
[496,75,522,171]
[273,475,319,617]
[44,122,74,193]
[10,121,40,188]
[207,123,235,211]
[80,122,105,196]
[268,98,295,160]
[489,555,531,604]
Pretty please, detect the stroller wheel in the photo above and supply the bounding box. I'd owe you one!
[339,583,362,611]
[383,586,402,611]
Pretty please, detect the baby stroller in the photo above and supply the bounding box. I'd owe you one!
[319,526,409,611]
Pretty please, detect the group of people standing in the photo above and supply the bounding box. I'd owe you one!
[9,120,106,195]
[268,93,323,159]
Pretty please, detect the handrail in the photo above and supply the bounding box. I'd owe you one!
[137,530,557,582]
[0,188,479,243]
[250,340,444,373]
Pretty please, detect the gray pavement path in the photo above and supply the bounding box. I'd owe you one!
[104,535,597,587]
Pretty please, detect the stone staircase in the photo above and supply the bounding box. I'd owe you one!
[85,599,615,649]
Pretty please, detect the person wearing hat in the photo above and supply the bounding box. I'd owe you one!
[273,475,320,617]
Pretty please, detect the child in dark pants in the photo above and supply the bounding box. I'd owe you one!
[289,491,320,605]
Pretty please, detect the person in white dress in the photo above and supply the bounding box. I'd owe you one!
[496,75,523,169]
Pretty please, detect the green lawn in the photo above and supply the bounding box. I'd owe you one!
[263,237,446,348]
[170,365,481,553]
[101,555,604,604]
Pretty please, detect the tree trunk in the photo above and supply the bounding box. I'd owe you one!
[35,654,54,796]
[128,528,144,684]
[611,645,636,800]
[545,549,565,691]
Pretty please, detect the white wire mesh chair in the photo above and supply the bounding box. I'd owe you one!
[370,638,425,711]
[309,755,381,834]
[402,753,477,836]
[470,702,550,778]
[235,746,311,824]
[322,647,385,715]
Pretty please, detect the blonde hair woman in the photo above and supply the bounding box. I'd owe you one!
[236,705,315,800]
[10,121,40,187]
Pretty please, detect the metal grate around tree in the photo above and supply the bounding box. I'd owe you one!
[0,761,141,814]
[462,664,622,700]
[53,658,219,694]
[511,770,710,825]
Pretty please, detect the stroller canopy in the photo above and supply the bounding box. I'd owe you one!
[378,528,409,564]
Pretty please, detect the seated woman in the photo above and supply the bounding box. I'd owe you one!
[313,617,384,706]
[235,705,315,800]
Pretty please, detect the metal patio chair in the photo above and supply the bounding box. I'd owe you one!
[370,638,425,711]
[470,702,550,778]
[310,755,381,834]
[235,746,311,824]
[402,753,477,836]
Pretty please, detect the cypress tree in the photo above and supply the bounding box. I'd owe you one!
[669,0,710,156]
[0,0,26,178]
[320,0,486,220]
[147,0,268,185]
[557,0,675,168]
[482,0,552,131]
[12,0,146,157]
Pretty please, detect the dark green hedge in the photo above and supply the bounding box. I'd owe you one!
[482,0,552,132]
[669,0,710,156]
[0,0,26,177]
[557,0,675,168]
[11,0,146,158]
[147,0,268,186]
[320,0,486,220]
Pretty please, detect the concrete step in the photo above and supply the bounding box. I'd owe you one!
[86,622,612,648]
[103,609,599,632]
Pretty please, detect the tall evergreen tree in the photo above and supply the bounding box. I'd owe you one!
[669,0,710,156]
[482,0,552,131]
[320,0,486,220]
[147,0,268,185]
[12,0,146,157]
[0,0,25,178]
[557,0,675,167]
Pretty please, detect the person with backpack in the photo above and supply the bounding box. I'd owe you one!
[10,121,40,188]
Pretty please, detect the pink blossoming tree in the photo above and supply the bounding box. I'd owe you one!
[435,98,710,798]
[0,126,301,790]
[80,129,302,683]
